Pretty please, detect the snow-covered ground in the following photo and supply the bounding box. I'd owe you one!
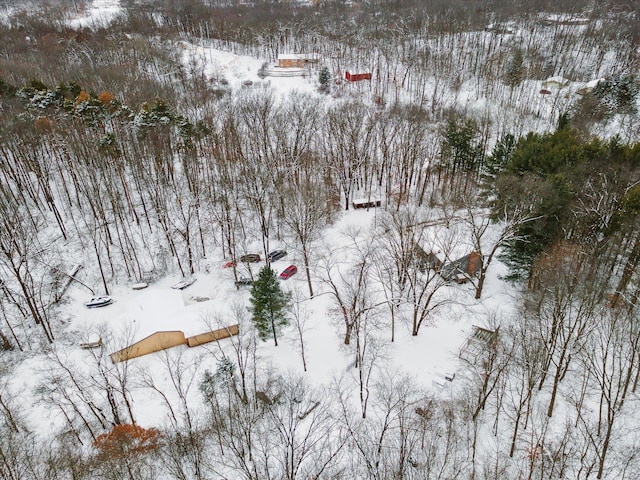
[66,0,122,29]
[180,41,318,94]
[2,3,638,476]
[17,202,513,437]
[0,10,540,437]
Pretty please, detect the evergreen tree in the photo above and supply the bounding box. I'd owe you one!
[593,73,639,115]
[318,66,331,93]
[440,116,483,174]
[504,48,524,87]
[249,266,291,346]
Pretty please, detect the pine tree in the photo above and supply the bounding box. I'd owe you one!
[318,66,331,93]
[249,266,291,346]
[504,48,524,87]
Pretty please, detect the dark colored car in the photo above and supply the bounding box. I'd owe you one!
[267,250,287,262]
[239,254,261,263]
[235,277,254,287]
[279,265,298,280]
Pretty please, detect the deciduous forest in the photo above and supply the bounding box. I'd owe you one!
[0,0,639,478]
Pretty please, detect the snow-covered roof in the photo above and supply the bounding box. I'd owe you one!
[277,53,319,60]
[585,78,604,88]
[544,76,570,86]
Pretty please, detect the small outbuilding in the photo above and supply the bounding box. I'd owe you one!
[352,197,381,209]
[345,71,372,82]
[460,325,498,363]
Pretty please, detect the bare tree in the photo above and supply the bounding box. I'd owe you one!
[290,290,311,372]
[578,304,639,479]
[142,349,208,480]
[283,180,330,298]
[461,198,539,299]
[0,184,55,343]
[527,242,605,418]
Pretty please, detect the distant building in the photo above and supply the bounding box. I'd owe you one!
[345,71,372,82]
[352,197,381,209]
[413,242,443,273]
[542,76,570,90]
[277,54,319,69]
[576,78,604,96]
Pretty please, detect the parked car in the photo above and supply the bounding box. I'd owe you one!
[235,277,254,287]
[240,254,261,263]
[279,265,298,280]
[267,250,287,262]
[171,277,197,290]
[85,296,113,308]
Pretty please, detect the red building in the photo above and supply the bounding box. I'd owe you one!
[345,71,372,82]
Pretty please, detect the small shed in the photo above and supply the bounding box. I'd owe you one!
[345,71,372,82]
[460,325,498,363]
[352,197,381,209]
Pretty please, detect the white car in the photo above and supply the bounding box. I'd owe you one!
[84,296,113,308]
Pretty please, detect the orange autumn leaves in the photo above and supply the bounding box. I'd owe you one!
[93,424,161,460]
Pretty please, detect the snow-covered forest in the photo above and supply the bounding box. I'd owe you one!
[0,0,639,478]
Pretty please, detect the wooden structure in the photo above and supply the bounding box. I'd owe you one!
[542,76,569,90]
[80,337,103,349]
[277,54,318,69]
[110,331,187,363]
[345,71,372,82]
[110,324,239,363]
[440,251,482,283]
[413,243,444,273]
[352,198,381,209]
[187,324,239,347]
[460,326,498,363]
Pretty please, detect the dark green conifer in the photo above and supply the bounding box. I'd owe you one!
[249,266,291,346]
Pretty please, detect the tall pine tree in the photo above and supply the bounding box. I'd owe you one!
[249,266,291,346]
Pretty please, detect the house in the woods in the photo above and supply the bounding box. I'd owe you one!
[413,243,443,272]
[542,76,570,90]
[110,324,239,363]
[352,197,381,209]
[460,325,498,363]
[576,78,603,96]
[277,53,319,69]
[539,13,590,26]
[440,252,482,283]
[345,70,372,82]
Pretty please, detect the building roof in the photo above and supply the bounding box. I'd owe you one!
[543,76,570,87]
[440,252,482,281]
[277,53,319,60]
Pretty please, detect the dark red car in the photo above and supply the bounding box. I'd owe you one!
[279,265,297,280]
